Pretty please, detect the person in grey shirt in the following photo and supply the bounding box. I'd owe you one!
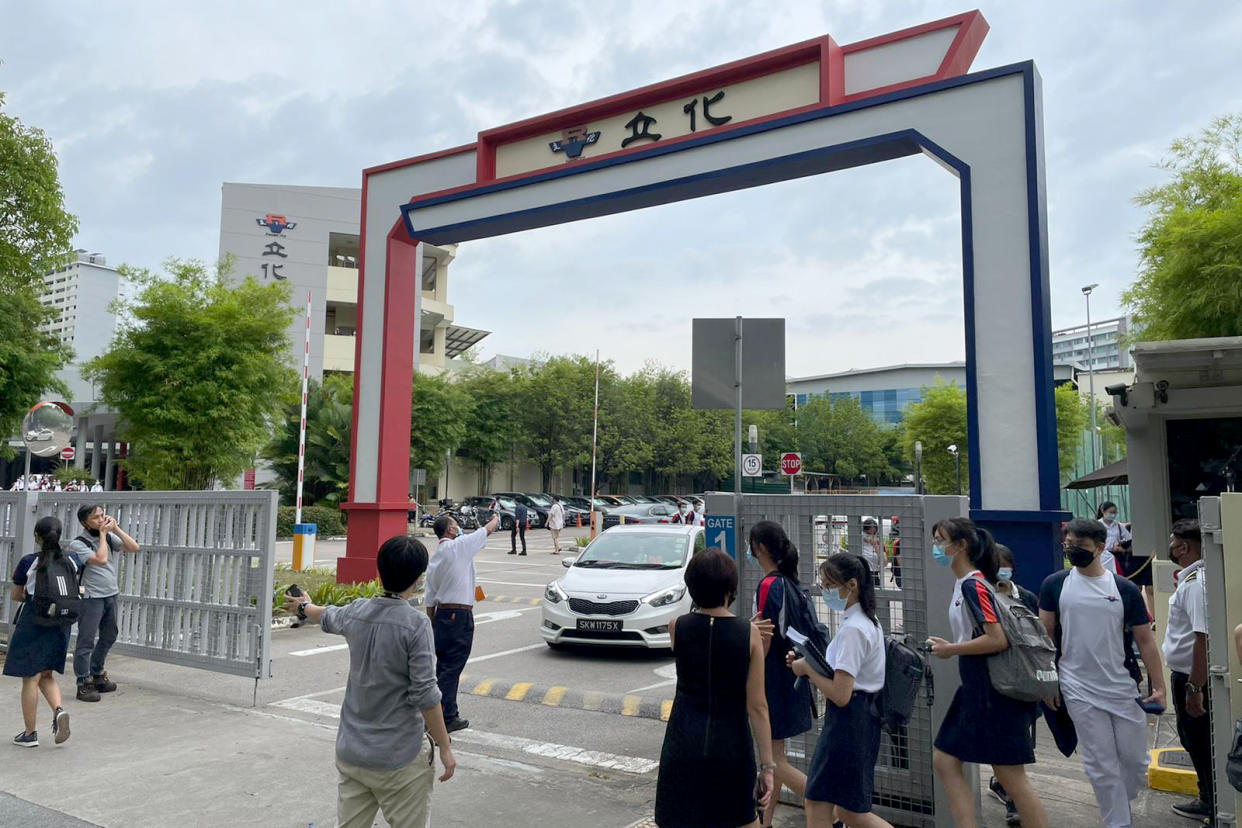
[67,504,140,702]
[286,535,455,828]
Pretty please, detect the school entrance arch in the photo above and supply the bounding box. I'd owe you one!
[340,11,1070,584]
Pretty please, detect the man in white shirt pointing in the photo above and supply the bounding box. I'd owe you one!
[424,511,499,733]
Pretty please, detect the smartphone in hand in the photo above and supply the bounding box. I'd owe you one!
[285,584,304,598]
[1136,697,1165,715]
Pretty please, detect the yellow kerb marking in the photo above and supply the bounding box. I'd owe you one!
[543,686,568,706]
[621,695,641,716]
[472,679,496,696]
[505,682,533,701]
[660,699,673,721]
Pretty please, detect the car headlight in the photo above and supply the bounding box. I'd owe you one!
[642,585,686,608]
[544,581,567,604]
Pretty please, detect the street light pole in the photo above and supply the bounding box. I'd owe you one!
[1082,283,1100,472]
[947,444,961,495]
[914,440,923,495]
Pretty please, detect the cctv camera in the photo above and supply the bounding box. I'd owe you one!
[1105,383,1127,397]
[1156,380,1170,392]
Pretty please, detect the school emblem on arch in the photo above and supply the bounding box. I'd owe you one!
[549,125,601,160]
[256,213,297,235]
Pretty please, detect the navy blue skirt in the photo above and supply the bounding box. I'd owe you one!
[805,690,881,813]
[934,655,1036,766]
[2,601,71,678]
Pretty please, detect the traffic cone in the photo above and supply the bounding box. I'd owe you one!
[576,512,583,528]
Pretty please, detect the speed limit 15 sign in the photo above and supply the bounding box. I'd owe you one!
[780,452,802,475]
[741,454,762,477]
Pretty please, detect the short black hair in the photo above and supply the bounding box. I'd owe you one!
[1065,517,1106,545]
[996,544,1015,568]
[376,535,429,593]
[433,515,454,539]
[77,504,102,525]
[1172,518,1201,546]
[685,547,737,609]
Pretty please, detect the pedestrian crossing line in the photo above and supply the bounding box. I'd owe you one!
[505,682,534,701]
[542,686,568,706]
[621,695,641,716]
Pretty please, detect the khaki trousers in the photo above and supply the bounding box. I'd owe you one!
[336,740,434,828]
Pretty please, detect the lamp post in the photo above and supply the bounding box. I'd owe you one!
[947,444,961,495]
[1082,283,1100,472]
[914,440,923,495]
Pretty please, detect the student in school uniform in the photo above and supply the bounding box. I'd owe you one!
[787,552,892,828]
[987,544,1041,825]
[1039,517,1166,828]
[925,517,1048,828]
[1096,502,1129,575]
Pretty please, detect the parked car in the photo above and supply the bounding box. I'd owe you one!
[491,492,547,528]
[595,495,629,507]
[547,494,592,524]
[473,495,540,530]
[600,502,679,528]
[541,524,705,649]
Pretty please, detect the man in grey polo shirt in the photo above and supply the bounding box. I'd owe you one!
[287,535,455,828]
[68,504,140,702]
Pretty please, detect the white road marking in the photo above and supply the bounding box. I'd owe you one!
[476,578,548,587]
[263,697,656,775]
[288,643,349,657]
[626,663,678,694]
[454,730,658,774]
[626,678,676,693]
[474,607,540,625]
[467,642,545,663]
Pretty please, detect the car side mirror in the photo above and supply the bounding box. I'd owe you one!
[561,555,577,568]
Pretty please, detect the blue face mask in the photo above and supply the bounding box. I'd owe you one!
[932,542,952,566]
[823,587,848,612]
[997,567,1013,583]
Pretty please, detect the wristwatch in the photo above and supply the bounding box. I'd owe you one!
[296,601,309,621]
[758,762,778,772]
[1187,682,1204,695]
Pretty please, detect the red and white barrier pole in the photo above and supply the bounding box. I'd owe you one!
[293,289,316,571]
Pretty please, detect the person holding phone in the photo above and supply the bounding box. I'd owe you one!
[1039,518,1166,828]
[788,553,892,828]
[67,504,140,702]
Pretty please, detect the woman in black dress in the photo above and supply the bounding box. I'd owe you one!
[5,516,80,748]
[748,520,813,828]
[656,548,775,828]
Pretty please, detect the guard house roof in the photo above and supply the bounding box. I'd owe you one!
[1131,337,1242,390]
[444,325,490,359]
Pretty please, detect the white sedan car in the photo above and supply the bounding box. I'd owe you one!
[541,524,705,649]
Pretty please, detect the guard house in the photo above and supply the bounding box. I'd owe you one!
[1110,337,1242,626]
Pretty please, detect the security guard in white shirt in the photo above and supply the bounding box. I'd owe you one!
[425,511,499,732]
[1162,518,1213,821]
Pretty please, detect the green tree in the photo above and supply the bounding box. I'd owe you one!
[86,258,296,489]
[263,374,353,506]
[458,367,523,492]
[0,93,78,454]
[1123,114,1242,341]
[411,371,471,480]
[900,381,968,495]
[798,395,891,485]
[518,356,598,490]
[1054,383,1089,480]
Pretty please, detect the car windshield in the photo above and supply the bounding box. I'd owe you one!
[574,532,688,569]
[526,494,552,506]
[496,497,517,509]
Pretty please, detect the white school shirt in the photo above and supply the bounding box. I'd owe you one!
[423,527,490,607]
[691,508,704,527]
[826,603,886,693]
[547,503,565,530]
[1163,559,1207,675]
[1099,549,1118,575]
[1056,568,1139,702]
[948,570,997,644]
[1101,519,1131,553]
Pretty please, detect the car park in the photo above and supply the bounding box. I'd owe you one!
[541,524,705,649]
[600,502,679,527]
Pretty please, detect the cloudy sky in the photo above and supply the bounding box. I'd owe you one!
[3,2,1240,377]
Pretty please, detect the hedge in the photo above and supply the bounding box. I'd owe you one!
[276,505,346,538]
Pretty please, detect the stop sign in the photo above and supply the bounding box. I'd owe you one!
[60,447,75,461]
[780,452,802,475]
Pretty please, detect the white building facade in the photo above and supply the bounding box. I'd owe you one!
[1052,316,1131,372]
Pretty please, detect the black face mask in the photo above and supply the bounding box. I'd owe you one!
[1067,546,1095,568]
[1167,543,1183,564]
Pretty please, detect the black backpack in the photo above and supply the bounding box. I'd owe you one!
[31,552,81,628]
[762,575,830,655]
[874,634,928,734]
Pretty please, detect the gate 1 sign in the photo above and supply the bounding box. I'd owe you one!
[705,515,737,559]
[781,452,802,476]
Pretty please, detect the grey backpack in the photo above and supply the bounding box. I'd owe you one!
[972,577,1059,702]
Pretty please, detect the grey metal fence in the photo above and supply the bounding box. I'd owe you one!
[0,491,276,682]
[707,492,970,828]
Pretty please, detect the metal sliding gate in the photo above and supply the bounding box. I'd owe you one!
[707,492,970,828]
[1,491,276,683]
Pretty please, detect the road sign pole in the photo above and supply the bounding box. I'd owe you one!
[734,316,743,506]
